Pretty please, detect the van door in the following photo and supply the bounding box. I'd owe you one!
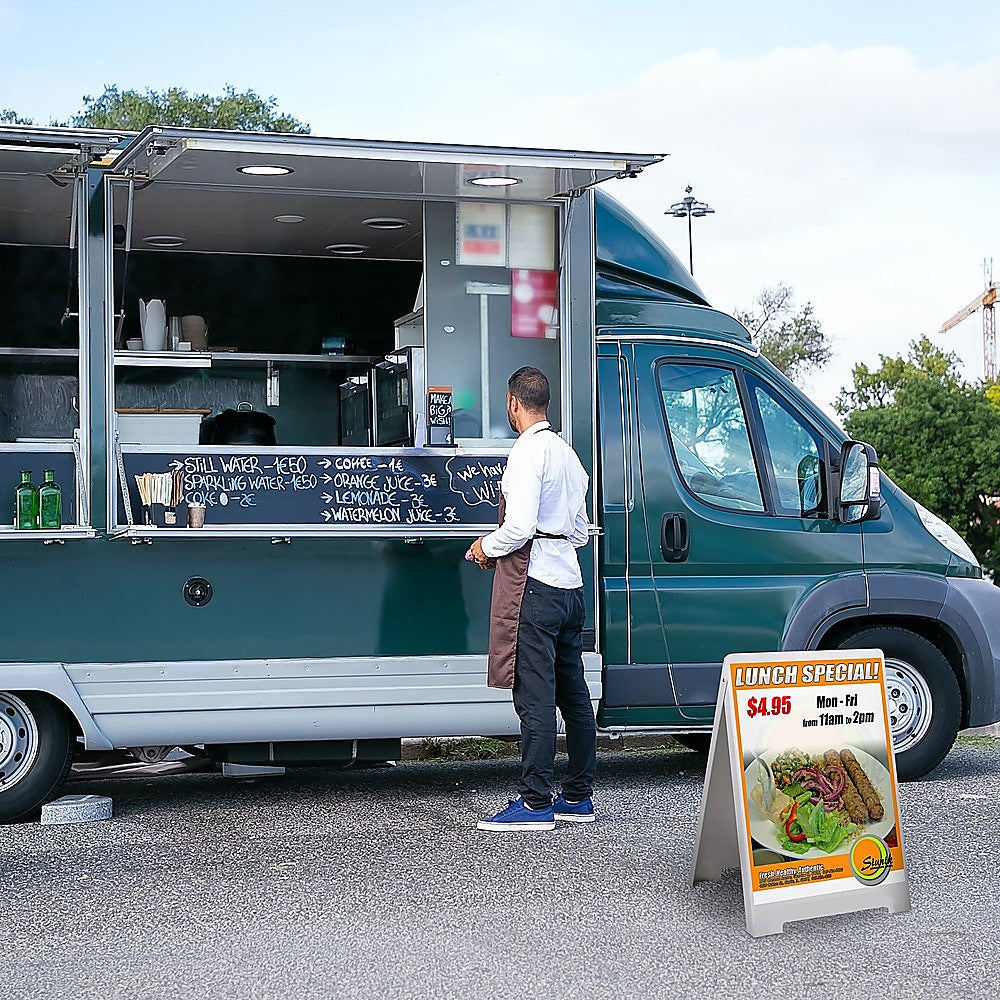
[595,343,676,722]
[630,341,865,719]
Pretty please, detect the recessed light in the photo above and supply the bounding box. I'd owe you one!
[467,175,521,187]
[325,244,369,255]
[238,164,294,176]
[362,217,409,230]
[274,214,306,224]
[142,235,186,248]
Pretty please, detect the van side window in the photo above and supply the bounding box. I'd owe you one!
[751,379,827,517]
[657,363,765,512]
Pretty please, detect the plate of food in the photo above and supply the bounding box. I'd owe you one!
[745,745,893,860]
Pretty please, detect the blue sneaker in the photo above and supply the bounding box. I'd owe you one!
[477,797,556,831]
[552,794,595,823]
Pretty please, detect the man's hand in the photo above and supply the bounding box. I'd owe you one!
[470,536,496,570]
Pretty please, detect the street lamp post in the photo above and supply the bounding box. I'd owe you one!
[665,185,715,275]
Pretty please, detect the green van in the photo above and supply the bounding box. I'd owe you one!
[0,126,996,821]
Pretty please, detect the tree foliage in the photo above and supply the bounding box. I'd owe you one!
[70,85,310,133]
[0,109,33,125]
[837,336,1000,575]
[835,334,960,412]
[736,284,831,381]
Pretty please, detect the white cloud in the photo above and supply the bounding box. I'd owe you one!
[503,45,999,406]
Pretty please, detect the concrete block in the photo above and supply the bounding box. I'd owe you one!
[221,763,286,777]
[41,794,113,825]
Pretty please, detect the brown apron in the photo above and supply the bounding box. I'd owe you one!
[486,427,566,690]
[486,493,532,689]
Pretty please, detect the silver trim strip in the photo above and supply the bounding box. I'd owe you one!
[596,331,760,357]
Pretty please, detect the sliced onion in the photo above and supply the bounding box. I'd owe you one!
[823,765,846,798]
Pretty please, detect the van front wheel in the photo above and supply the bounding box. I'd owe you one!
[0,692,74,823]
[837,627,960,781]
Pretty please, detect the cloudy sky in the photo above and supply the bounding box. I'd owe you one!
[2,0,998,410]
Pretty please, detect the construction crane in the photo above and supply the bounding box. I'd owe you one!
[940,259,999,381]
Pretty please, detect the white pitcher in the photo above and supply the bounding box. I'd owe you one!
[139,299,167,352]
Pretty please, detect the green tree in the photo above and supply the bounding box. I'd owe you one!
[0,109,33,125]
[836,336,1000,575]
[70,85,309,133]
[736,284,831,381]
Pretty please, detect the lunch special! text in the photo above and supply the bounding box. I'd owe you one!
[733,662,881,688]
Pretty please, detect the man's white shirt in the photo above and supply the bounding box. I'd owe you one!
[480,420,590,589]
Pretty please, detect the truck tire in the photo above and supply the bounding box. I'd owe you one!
[0,692,74,823]
[837,627,961,781]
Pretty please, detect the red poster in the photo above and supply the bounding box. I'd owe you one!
[511,269,559,339]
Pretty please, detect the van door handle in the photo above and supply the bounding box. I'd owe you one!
[660,513,690,563]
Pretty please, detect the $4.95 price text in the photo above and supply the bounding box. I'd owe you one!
[746,695,792,719]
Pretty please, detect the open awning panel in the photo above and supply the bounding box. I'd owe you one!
[112,128,664,202]
[104,128,665,259]
[0,127,130,247]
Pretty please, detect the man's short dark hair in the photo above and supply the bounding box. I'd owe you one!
[508,366,550,412]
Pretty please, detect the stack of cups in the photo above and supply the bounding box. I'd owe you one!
[181,315,208,351]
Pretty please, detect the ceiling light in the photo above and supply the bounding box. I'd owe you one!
[325,244,369,255]
[238,164,293,176]
[142,235,186,248]
[467,175,521,187]
[362,217,409,230]
[274,214,306,224]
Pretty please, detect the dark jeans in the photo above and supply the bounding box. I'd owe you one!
[512,576,597,809]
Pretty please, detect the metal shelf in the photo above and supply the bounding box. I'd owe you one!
[113,351,379,369]
[0,526,96,542]
[0,347,78,358]
[114,524,492,540]
[207,352,379,366]
[0,348,379,367]
[114,351,211,368]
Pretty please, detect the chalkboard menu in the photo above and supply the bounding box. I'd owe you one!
[0,451,77,525]
[120,450,505,527]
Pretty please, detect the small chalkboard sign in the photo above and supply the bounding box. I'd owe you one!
[426,386,455,447]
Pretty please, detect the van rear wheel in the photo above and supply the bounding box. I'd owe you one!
[0,692,74,823]
[837,627,960,781]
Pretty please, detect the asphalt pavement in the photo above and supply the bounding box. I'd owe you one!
[2,736,999,1000]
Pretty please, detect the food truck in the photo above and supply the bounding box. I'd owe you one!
[1,125,998,822]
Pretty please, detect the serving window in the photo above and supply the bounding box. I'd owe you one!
[101,131,619,535]
[0,135,95,538]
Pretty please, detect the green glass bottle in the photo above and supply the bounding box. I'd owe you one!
[39,469,62,529]
[15,471,38,530]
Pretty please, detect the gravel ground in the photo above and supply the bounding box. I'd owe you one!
[2,736,999,1000]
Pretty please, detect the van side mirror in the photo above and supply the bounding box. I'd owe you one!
[838,441,881,523]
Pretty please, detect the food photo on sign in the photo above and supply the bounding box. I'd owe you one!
[745,741,896,866]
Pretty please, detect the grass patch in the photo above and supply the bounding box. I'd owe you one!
[417,737,519,761]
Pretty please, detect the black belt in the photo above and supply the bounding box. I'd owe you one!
[534,531,567,540]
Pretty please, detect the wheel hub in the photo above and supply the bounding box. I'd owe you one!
[885,658,934,755]
[0,693,40,791]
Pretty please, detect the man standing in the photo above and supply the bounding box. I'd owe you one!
[469,366,596,831]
